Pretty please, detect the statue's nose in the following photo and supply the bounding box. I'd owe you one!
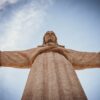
[49,33,53,36]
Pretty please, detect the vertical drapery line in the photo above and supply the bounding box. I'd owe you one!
[54,53,74,100]
[59,53,74,100]
[0,51,1,66]
[63,56,77,100]
[53,52,63,100]
[22,54,44,100]
[64,58,87,100]
[46,52,59,100]
[31,53,44,100]
[43,52,49,100]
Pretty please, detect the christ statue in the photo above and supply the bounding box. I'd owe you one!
[0,31,100,100]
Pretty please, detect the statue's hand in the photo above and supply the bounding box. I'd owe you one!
[37,45,57,54]
[51,47,69,58]
[31,46,56,63]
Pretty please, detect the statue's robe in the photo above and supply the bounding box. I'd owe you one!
[0,47,100,100]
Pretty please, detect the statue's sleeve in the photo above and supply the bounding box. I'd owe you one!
[66,49,100,70]
[0,48,36,68]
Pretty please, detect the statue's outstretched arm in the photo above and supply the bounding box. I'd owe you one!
[0,46,56,68]
[66,49,100,70]
[0,48,36,68]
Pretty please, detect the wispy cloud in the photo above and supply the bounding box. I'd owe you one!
[0,6,45,50]
[0,0,55,50]
[0,0,18,10]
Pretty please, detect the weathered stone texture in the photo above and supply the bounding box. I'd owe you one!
[22,52,87,100]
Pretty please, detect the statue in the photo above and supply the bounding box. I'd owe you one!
[0,31,100,100]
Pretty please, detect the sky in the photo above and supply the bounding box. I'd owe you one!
[0,0,100,100]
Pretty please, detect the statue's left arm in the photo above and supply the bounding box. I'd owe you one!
[66,49,100,70]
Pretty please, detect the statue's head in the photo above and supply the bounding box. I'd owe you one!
[43,31,58,45]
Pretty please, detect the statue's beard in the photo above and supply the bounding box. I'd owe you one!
[44,38,56,46]
[46,38,56,43]
[47,39,53,43]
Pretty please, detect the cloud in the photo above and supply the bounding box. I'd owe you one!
[0,0,56,50]
[0,3,45,50]
[0,0,18,10]
[0,0,17,5]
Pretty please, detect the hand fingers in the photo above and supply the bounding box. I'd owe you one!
[51,47,64,51]
[38,46,56,53]
[52,47,69,53]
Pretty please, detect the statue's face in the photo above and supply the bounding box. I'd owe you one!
[44,31,57,44]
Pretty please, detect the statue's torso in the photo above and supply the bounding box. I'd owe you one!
[22,52,87,100]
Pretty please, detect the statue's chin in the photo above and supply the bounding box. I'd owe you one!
[45,42,56,46]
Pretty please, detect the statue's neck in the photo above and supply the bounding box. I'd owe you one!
[44,42,57,46]
[38,42,65,48]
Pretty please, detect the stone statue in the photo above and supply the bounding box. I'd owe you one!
[0,31,100,100]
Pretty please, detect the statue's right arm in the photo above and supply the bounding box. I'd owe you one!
[0,46,56,68]
[0,48,37,68]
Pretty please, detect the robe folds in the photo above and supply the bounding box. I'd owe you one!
[0,47,100,100]
[22,52,87,100]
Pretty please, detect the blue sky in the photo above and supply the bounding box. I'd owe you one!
[0,0,100,100]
